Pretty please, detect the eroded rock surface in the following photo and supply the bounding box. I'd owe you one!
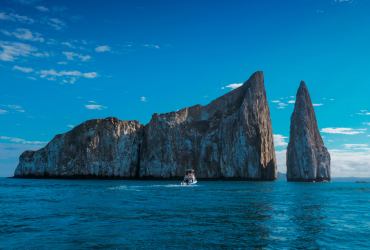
[15,118,144,178]
[286,81,331,182]
[15,71,277,180]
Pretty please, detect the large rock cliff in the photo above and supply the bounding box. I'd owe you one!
[14,71,277,180]
[286,81,331,182]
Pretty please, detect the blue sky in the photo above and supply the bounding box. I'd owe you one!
[1,0,370,177]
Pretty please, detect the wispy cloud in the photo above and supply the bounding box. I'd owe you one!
[0,41,37,61]
[58,61,67,64]
[83,72,98,78]
[321,127,366,135]
[35,6,49,12]
[271,100,280,103]
[95,46,110,52]
[277,103,287,109]
[13,65,33,73]
[34,52,49,57]
[313,103,323,106]
[0,11,35,24]
[288,100,295,104]
[143,44,160,49]
[67,125,74,128]
[226,83,243,90]
[61,42,75,48]
[37,69,98,83]
[273,134,288,146]
[344,144,368,148]
[0,136,48,145]
[2,28,44,42]
[47,18,66,30]
[85,105,106,110]
[0,110,8,114]
[63,52,91,61]
[141,97,147,102]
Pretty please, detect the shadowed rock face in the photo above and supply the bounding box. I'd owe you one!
[14,71,277,181]
[286,81,331,182]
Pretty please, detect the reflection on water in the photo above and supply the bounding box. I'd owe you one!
[1,179,370,249]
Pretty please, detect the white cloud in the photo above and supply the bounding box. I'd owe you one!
[67,125,74,128]
[0,41,37,61]
[330,150,370,177]
[70,77,76,84]
[143,44,160,49]
[28,76,36,80]
[61,42,75,48]
[13,65,33,73]
[141,97,147,102]
[85,105,106,110]
[95,46,110,52]
[0,12,35,24]
[35,6,49,12]
[275,150,287,173]
[204,95,208,98]
[363,123,370,126]
[344,144,368,148]
[221,87,225,89]
[273,134,288,146]
[33,52,49,57]
[226,83,243,90]
[271,100,280,103]
[313,104,323,106]
[361,110,367,112]
[2,28,44,42]
[63,52,91,61]
[58,61,67,64]
[330,99,334,101]
[39,69,82,77]
[17,110,25,112]
[288,100,295,104]
[88,101,97,103]
[83,72,98,78]
[277,103,287,109]
[290,96,294,98]
[321,127,366,135]
[47,18,66,30]
[0,110,8,114]
[2,105,22,109]
[0,136,48,145]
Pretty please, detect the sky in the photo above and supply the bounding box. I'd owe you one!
[1,0,370,177]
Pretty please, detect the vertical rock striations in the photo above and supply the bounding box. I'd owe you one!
[15,118,144,179]
[139,71,277,180]
[286,81,331,182]
[14,71,277,181]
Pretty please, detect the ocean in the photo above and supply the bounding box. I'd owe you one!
[1,178,369,249]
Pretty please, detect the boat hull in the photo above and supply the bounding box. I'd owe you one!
[181,181,197,186]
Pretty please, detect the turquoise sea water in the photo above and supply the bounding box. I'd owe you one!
[1,178,370,249]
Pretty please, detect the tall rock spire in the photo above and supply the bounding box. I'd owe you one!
[286,81,331,182]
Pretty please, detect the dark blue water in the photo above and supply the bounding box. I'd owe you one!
[1,178,369,249]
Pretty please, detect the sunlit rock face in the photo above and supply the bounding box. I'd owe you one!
[139,71,277,180]
[14,118,144,179]
[286,81,331,182]
[15,71,277,181]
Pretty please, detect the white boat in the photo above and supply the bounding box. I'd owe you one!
[181,169,197,186]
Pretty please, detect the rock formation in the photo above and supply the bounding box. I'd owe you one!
[286,81,331,182]
[15,71,277,181]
